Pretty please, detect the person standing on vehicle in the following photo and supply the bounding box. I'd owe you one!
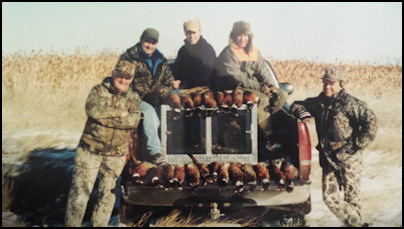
[117,28,174,165]
[290,68,377,227]
[173,19,217,89]
[216,20,288,147]
[65,61,141,227]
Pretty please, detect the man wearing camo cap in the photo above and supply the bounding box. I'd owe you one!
[291,68,377,227]
[65,61,142,227]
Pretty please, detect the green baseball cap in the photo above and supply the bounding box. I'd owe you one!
[141,28,159,42]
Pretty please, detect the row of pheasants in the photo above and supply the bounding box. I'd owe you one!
[164,86,259,119]
[129,156,298,193]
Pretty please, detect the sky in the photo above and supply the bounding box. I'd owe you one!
[2,2,402,65]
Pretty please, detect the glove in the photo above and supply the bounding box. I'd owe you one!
[259,83,274,98]
[298,111,312,120]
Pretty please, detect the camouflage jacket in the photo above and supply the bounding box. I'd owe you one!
[291,90,377,169]
[78,77,142,157]
[119,43,174,107]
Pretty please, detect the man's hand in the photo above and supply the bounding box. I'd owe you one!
[173,80,181,89]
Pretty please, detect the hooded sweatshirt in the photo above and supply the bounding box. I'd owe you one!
[173,36,217,89]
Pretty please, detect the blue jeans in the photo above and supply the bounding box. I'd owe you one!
[141,101,162,156]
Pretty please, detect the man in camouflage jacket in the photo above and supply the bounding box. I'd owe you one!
[117,28,174,164]
[65,61,141,227]
[290,68,377,227]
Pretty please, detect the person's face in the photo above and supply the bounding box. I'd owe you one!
[236,33,249,48]
[185,30,201,45]
[113,71,133,93]
[323,79,343,97]
[140,38,158,56]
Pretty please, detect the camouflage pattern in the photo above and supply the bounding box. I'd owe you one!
[114,60,136,77]
[118,43,174,107]
[322,68,344,82]
[245,88,288,137]
[291,89,377,226]
[65,147,127,227]
[78,77,142,157]
[290,89,377,170]
[322,150,363,226]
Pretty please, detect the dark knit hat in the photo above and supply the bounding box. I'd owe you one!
[140,28,159,42]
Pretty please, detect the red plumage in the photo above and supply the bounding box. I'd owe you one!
[231,85,244,116]
[131,161,156,184]
[253,163,271,190]
[223,90,233,113]
[192,92,203,108]
[218,162,230,189]
[181,94,194,117]
[174,164,186,190]
[281,160,298,192]
[144,166,164,188]
[168,94,181,111]
[243,90,259,111]
[269,159,286,190]
[208,161,220,183]
[242,163,257,191]
[162,164,176,190]
[229,162,244,193]
[203,90,217,116]
[188,154,210,185]
[186,162,200,188]
[215,91,226,113]
[203,90,217,109]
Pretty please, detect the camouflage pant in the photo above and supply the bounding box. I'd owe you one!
[65,147,127,227]
[249,88,288,137]
[322,150,363,227]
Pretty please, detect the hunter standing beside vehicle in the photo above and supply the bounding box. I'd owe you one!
[215,20,288,149]
[290,68,377,227]
[172,19,217,89]
[117,28,174,165]
[65,61,141,227]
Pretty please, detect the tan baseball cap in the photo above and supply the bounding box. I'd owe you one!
[184,19,201,32]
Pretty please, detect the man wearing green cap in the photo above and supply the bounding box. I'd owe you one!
[65,61,142,227]
[117,28,174,165]
[290,68,377,227]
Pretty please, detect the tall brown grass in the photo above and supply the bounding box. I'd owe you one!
[1,50,402,226]
[2,50,402,159]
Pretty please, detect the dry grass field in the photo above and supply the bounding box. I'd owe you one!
[2,50,402,226]
[2,50,402,156]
